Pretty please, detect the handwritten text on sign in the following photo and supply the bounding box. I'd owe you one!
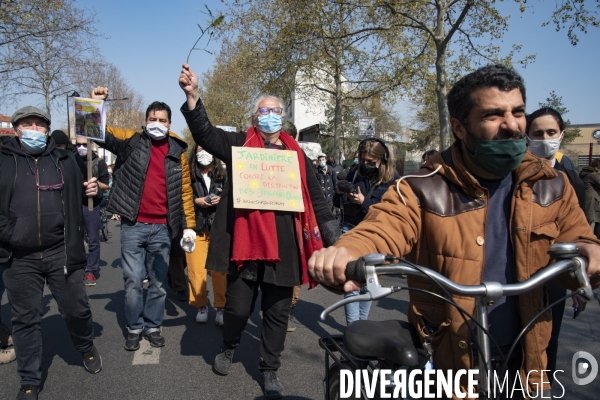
[231,146,304,212]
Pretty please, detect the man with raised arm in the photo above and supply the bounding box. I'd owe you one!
[308,65,600,399]
[179,63,340,399]
[89,88,196,351]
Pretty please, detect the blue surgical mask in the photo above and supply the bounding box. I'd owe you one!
[319,161,326,168]
[257,113,282,134]
[20,129,48,153]
[353,158,358,164]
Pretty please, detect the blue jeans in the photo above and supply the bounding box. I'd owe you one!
[3,253,94,386]
[344,286,372,325]
[120,219,171,334]
[83,205,101,274]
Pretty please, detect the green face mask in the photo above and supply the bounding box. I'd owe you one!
[470,137,527,177]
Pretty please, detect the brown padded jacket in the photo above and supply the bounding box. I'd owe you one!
[335,142,600,398]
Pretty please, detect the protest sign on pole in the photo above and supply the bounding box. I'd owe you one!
[72,97,106,142]
[358,117,376,137]
[72,97,106,210]
[231,146,304,212]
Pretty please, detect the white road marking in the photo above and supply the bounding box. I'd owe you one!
[132,340,160,365]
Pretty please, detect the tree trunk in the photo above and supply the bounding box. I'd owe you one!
[435,46,450,151]
[433,0,450,151]
[333,72,342,159]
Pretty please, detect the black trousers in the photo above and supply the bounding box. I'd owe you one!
[222,274,293,370]
[3,252,95,386]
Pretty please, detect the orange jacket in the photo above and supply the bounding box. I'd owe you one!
[335,142,600,398]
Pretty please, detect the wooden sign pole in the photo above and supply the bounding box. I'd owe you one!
[87,138,93,211]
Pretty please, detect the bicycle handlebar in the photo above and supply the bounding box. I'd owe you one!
[345,255,593,299]
[320,245,595,320]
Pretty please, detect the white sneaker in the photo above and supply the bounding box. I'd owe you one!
[196,306,208,324]
[215,309,224,326]
[0,347,16,364]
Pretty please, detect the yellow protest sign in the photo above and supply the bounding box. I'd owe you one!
[231,146,304,212]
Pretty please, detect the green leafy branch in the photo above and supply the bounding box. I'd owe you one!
[186,6,224,64]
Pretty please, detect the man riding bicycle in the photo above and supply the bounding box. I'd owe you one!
[309,65,600,399]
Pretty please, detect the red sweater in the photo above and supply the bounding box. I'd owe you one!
[137,137,168,224]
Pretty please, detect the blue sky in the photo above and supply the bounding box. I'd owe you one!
[4,0,600,133]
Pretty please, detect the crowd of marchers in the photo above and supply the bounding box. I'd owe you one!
[0,63,600,400]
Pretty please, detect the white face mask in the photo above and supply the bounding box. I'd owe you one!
[146,122,168,140]
[196,150,213,166]
[76,144,88,157]
[527,132,563,159]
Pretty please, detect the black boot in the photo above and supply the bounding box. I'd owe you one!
[287,305,296,332]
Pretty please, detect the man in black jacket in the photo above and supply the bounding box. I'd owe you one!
[326,154,342,177]
[89,88,196,352]
[0,106,102,400]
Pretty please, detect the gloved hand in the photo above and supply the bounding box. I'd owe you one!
[180,229,196,253]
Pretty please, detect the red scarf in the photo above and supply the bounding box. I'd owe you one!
[231,127,322,287]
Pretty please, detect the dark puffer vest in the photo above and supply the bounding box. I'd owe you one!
[97,127,195,239]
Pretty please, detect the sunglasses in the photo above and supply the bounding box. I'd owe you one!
[26,155,64,191]
[36,165,64,191]
[257,107,283,116]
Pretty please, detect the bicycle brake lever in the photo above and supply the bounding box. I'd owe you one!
[319,264,393,320]
[571,256,595,301]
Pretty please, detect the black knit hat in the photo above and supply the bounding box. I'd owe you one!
[50,130,70,144]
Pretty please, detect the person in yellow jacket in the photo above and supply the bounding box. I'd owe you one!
[308,65,600,399]
[90,87,195,351]
[185,144,228,325]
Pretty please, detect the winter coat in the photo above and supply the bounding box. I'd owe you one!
[315,165,337,204]
[334,143,600,398]
[579,166,600,223]
[181,98,340,285]
[553,152,585,211]
[191,165,227,234]
[0,137,88,270]
[333,166,399,226]
[96,127,195,239]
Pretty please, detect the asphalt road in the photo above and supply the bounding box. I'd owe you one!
[1,219,599,399]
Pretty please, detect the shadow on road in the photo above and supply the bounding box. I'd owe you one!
[294,298,346,337]
[88,290,127,338]
[40,314,104,388]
